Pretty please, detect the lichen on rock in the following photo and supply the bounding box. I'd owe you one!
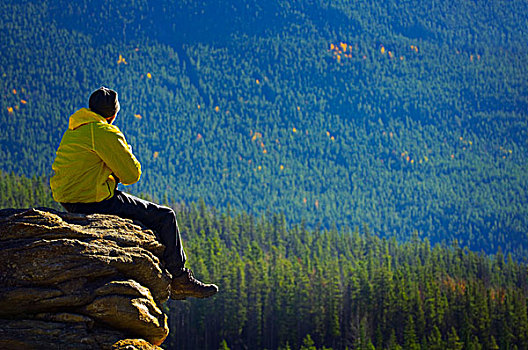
[0,208,172,349]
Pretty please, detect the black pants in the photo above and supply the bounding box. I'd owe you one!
[61,190,186,275]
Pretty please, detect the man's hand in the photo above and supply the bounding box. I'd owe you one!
[111,173,121,187]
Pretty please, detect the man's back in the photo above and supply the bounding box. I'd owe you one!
[51,108,141,204]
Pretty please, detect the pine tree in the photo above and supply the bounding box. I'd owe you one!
[427,326,445,350]
[300,334,317,350]
[446,327,464,350]
[403,315,420,350]
[218,339,230,350]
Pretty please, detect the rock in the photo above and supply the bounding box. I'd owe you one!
[0,208,173,349]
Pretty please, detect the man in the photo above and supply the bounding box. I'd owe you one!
[50,86,218,299]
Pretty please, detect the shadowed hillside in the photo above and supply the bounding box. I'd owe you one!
[1,0,527,260]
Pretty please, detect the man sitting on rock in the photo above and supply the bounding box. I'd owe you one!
[50,86,218,300]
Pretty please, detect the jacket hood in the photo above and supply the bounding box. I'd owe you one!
[68,108,107,130]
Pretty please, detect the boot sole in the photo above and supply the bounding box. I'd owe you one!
[170,288,218,300]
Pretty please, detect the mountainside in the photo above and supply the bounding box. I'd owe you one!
[169,201,528,350]
[1,0,527,259]
[2,197,528,349]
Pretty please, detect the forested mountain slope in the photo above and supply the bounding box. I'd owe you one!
[0,171,59,210]
[171,202,528,350]
[1,175,527,350]
[1,0,527,259]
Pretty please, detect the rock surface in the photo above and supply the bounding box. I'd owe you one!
[0,208,173,349]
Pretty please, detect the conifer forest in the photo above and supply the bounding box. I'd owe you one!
[1,0,527,349]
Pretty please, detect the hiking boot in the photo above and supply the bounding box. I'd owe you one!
[170,268,218,300]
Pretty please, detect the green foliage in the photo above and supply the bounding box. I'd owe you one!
[0,170,60,210]
[218,339,230,350]
[300,334,317,350]
[1,0,527,261]
[2,171,528,350]
[165,202,528,350]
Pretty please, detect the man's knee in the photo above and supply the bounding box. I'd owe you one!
[155,205,177,229]
[159,205,175,219]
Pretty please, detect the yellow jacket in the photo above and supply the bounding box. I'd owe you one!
[50,108,141,203]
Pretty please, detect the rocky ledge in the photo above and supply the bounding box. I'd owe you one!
[0,208,173,349]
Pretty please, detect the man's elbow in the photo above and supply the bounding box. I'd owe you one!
[121,165,141,185]
[123,173,141,185]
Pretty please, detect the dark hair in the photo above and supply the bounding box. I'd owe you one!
[89,87,120,118]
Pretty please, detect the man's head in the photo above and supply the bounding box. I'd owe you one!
[89,87,120,123]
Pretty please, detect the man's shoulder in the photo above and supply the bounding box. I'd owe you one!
[92,121,123,136]
[90,122,127,150]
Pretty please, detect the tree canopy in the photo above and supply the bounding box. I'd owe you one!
[1,0,527,260]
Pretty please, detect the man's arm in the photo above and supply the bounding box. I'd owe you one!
[92,123,141,185]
